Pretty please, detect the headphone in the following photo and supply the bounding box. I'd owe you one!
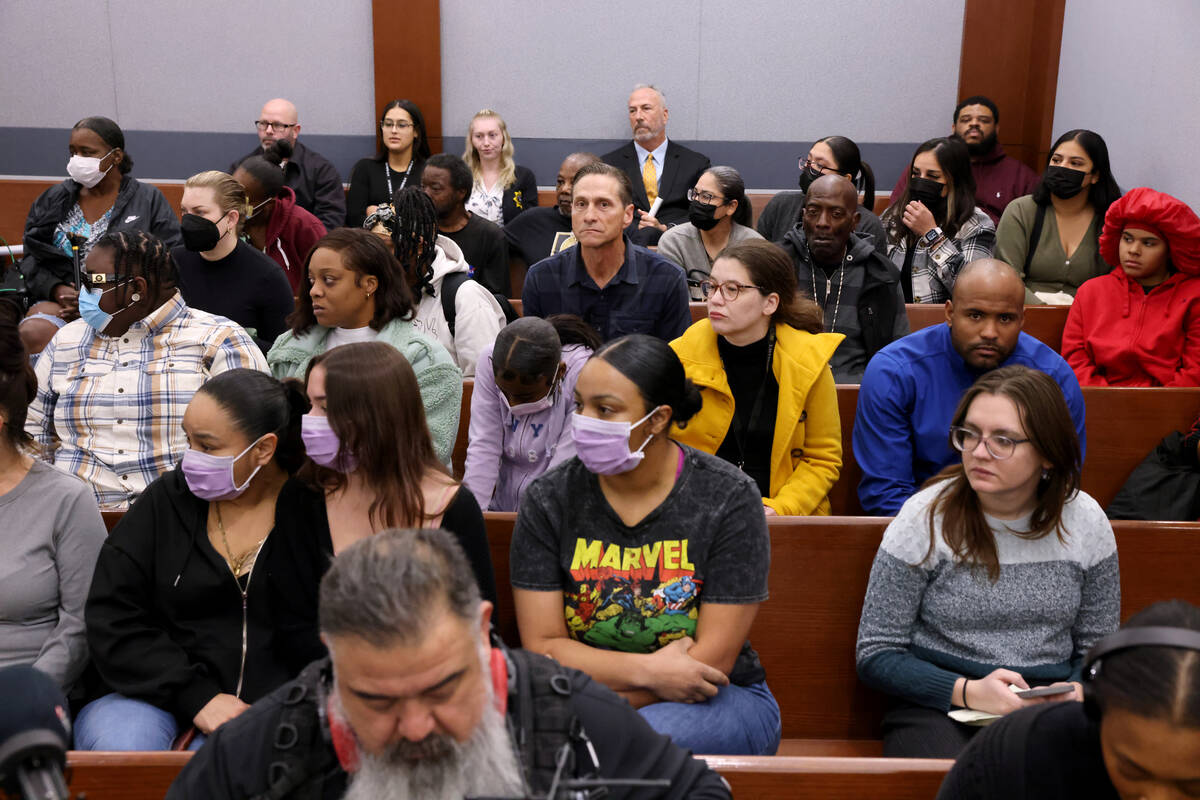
[1080,625,1200,720]
[325,647,511,773]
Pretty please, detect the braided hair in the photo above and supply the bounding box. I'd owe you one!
[90,230,176,304]
[390,187,438,294]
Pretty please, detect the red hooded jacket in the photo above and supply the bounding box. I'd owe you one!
[260,186,327,294]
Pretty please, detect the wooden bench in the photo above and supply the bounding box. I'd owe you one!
[67,751,191,800]
[905,303,1070,354]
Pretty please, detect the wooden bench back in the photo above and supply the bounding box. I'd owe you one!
[905,304,1070,354]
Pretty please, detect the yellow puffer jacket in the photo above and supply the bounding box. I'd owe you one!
[670,319,844,515]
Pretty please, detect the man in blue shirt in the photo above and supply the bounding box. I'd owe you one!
[854,259,1086,515]
[522,162,691,342]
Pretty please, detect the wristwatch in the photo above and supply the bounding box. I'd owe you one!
[921,227,943,248]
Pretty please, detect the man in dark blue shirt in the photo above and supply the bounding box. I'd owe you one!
[521,162,691,342]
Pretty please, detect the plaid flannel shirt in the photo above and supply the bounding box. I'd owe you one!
[26,292,268,509]
[888,208,997,303]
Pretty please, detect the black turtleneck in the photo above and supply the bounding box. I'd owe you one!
[714,333,778,497]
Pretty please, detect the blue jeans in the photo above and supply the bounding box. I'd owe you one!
[638,680,781,755]
[74,693,207,751]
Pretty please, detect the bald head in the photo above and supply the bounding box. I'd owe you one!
[257,98,300,149]
[952,258,1025,306]
[556,152,602,216]
[803,174,861,265]
[809,174,858,211]
[947,258,1026,370]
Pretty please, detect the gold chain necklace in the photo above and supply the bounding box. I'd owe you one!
[214,503,265,578]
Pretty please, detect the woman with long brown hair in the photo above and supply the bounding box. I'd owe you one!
[855,365,1119,758]
[272,341,496,672]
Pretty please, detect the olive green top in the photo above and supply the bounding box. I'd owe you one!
[995,195,1109,304]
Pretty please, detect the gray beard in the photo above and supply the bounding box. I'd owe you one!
[340,702,526,800]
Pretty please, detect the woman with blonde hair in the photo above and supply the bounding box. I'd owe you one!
[173,170,294,349]
[462,109,538,226]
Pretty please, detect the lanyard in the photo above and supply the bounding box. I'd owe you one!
[729,325,776,471]
[384,159,414,198]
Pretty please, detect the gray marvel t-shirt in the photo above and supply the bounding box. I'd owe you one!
[511,445,770,685]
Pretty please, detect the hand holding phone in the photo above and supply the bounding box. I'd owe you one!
[1014,683,1076,700]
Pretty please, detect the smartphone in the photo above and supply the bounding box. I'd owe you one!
[1014,684,1075,699]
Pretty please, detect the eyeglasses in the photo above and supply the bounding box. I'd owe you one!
[687,188,726,205]
[798,158,838,174]
[949,426,1031,460]
[696,280,764,302]
[381,120,414,131]
[85,273,129,286]
[254,120,296,133]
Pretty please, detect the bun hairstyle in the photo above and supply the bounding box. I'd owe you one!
[73,116,133,174]
[593,334,703,427]
[195,369,310,474]
[0,300,37,450]
[236,140,292,198]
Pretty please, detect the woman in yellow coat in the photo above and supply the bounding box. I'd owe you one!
[671,239,843,515]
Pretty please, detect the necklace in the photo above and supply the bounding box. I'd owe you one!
[214,503,266,578]
[809,245,848,333]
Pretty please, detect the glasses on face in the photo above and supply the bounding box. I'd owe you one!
[697,279,764,302]
[687,188,726,205]
[381,120,414,131]
[799,158,837,174]
[949,426,1031,460]
[254,120,296,133]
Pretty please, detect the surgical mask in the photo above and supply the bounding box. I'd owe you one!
[503,379,559,418]
[301,414,356,472]
[181,436,266,501]
[687,200,721,232]
[77,286,116,333]
[180,213,226,252]
[798,165,823,192]
[67,149,115,188]
[572,407,660,475]
[245,198,273,222]
[909,177,948,219]
[1042,166,1087,199]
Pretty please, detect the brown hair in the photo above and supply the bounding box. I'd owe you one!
[923,365,1081,581]
[572,162,634,207]
[184,170,251,232]
[288,228,414,335]
[303,342,452,527]
[717,239,823,334]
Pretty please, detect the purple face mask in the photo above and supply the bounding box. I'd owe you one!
[571,407,659,475]
[301,414,357,472]
[181,436,265,501]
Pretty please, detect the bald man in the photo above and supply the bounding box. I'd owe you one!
[230,98,345,229]
[779,175,908,382]
[853,259,1085,515]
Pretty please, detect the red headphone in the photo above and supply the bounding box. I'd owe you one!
[327,647,510,772]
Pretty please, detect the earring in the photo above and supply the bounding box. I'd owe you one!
[131,293,141,302]
[1041,468,1050,480]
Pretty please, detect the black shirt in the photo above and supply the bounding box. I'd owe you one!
[714,334,778,497]
[173,241,295,351]
[504,206,574,268]
[441,213,509,296]
[345,156,425,228]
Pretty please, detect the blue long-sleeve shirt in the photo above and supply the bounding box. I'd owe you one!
[853,324,1086,516]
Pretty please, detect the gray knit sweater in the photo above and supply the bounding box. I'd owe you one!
[855,483,1120,711]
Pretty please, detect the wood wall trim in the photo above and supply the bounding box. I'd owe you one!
[956,0,1067,171]
[371,0,443,155]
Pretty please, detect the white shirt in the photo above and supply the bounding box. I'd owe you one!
[325,325,378,351]
[466,180,505,224]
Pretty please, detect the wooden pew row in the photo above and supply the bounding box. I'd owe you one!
[905,303,1070,354]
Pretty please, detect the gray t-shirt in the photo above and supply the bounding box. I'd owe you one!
[511,445,769,685]
[0,460,107,689]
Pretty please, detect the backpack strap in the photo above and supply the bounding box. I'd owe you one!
[1023,202,1049,277]
[440,271,470,337]
[252,659,339,800]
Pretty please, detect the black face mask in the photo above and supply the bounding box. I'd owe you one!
[688,200,722,231]
[180,213,224,252]
[909,177,948,219]
[1042,165,1088,199]
[798,165,823,192]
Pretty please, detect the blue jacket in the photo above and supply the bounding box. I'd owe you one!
[853,324,1086,515]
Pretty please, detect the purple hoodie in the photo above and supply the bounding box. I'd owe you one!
[463,342,592,511]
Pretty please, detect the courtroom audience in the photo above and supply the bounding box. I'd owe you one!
[671,240,842,515]
[389,187,507,376]
[0,302,105,693]
[229,98,345,229]
[779,175,909,382]
[265,227,462,463]
[18,302,66,359]
[853,259,1085,516]
[881,137,996,303]
[270,341,497,671]
[421,153,510,296]
[173,171,294,350]
[346,99,430,228]
[463,315,601,512]
[26,230,267,509]
[512,334,780,755]
[603,84,712,245]
[78,369,310,750]
[463,109,538,226]
[504,152,603,283]
[1063,186,1200,386]
[522,162,692,341]
[856,365,1119,758]
[20,116,181,317]
[232,141,327,295]
[938,600,1200,798]
[757,135,887,253]
[995,129,1122,303]
[656,165,763,297]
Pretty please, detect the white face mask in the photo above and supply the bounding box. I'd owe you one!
[67,148,116,188]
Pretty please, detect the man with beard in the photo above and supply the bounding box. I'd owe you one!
[167,529,730,800]
[892,96,1039,225]
[779,175,908,382]
[603,85,711,246]
[852,258,1086,515]
[421,153,509,296]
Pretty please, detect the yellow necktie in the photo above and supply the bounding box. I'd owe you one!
[642,153,658,204]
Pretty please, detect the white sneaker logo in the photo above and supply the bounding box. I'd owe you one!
[124,215,140,223]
